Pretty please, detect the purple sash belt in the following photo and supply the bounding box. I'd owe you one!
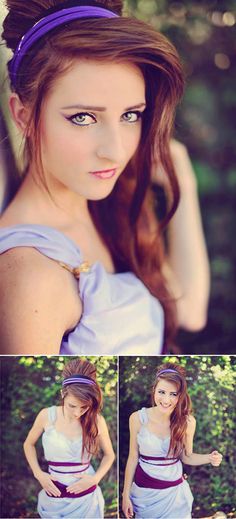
[46,460,96,498]
[139,454,179,466]
[134,463,183,490]
[46,480,97,499]
[47,460,90,474]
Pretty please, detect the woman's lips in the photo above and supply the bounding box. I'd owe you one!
[90,168,117,179]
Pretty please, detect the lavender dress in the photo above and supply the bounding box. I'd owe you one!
[38,406,104,518]
[0,224,164,354]
[130,408,193,519]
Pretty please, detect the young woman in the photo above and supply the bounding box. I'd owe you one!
[23,358,115,518]
[122,363,223,519]
[0,0,209,354]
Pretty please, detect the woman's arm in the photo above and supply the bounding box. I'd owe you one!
[153,140,210,331]
[181,414,222,466]
[67,414,115,493]
[93,414,115,483]
[23,408,61,497]
[0,247,82,354]
[122,412,141,519]
[182,450,223,466]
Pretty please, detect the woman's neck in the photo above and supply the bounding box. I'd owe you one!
[62,406,81,425]
[3,171,93,229]
[150,405,171,424]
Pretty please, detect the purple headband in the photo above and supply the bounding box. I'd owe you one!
[62,374,96,386]
[157,369,182,377]
[8,5,119,88]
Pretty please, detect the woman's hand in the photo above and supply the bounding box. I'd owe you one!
[152,139,197,192]
[36,470,61,497]
[209,450,223,467]
[122,494,134,518]
[66,473,97,494]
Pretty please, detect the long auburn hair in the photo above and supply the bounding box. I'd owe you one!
[152,363,192,458]
[61,358,102,459]
[2,0,185,343]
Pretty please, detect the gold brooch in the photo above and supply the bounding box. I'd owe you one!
[59,261,91,279]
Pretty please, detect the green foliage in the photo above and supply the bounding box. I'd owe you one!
[0,356,117,518]
[119,356,236,517]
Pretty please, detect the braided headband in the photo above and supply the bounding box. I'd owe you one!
[62,374,96,386]
[8,5,119,87]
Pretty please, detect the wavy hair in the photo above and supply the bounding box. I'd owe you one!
[152,363,192,458]
[61,358,102,459]
[2,0,185,343]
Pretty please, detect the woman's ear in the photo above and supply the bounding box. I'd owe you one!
[9,93,31,134]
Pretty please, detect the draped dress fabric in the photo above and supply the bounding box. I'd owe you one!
[0,224,164,354]
[38,406,104,518]
[130,408,193,519]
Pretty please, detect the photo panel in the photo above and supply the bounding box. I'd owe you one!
[119,355,236,519]
[0,355,118,519]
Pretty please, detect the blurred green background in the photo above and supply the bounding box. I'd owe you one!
[0,0,236,353]
[0,356,117,518]
[119,355,236,518]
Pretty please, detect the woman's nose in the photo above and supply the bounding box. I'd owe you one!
[96,125,126,164]
[162,395,170,404]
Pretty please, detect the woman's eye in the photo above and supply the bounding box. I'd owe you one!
[122,111,142,123]
[68,112,96,126]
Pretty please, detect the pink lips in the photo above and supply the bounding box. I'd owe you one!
[90,168,117,180]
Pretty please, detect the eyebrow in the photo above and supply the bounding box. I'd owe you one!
[61,102,146,111]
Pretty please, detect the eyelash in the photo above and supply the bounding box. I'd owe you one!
[66,110,144,126]
[158,391,178,396]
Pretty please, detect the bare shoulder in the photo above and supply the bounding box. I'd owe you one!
[0,247,62,303]
[0,247,81,353]
[25,408,49,443]
[186,414,196,431]
[129,411,141,431]
[35,408,48,427]
[0,246,63,280]
[97,414,107,430]
[29,407,48,431]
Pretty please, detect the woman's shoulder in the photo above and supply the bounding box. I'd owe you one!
[129,408,148,429]
[34,407,50,428]
[0,239,82,299]
[0,231,82,304]
[39,405,59,421]
[0,248,81,353]
[186,414,196,430]
[0,244,62,280]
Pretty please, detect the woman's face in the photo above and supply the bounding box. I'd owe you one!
[63,394,89,419]
[154,379,179,415]
[37,59,146,201]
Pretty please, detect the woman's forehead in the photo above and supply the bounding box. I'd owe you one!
[155,378,179,392]
[65,394,83,405]
[46,59,146,108]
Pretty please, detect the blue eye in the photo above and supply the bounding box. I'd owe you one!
[122,111,142,123]
[68,112,96,126]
